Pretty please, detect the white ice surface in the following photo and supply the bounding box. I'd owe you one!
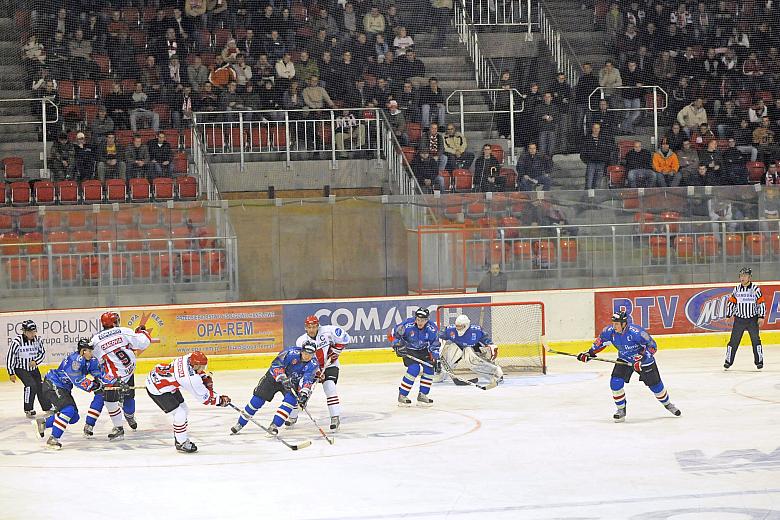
[0,348,779,520]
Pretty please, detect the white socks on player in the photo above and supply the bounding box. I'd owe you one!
[322,380,341,418]
[169,403,189,444]
[106,402,124,427]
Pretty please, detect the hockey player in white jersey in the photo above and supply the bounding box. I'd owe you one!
[89,311,151,441]
[146,351,231,453]
[283,315,351,431]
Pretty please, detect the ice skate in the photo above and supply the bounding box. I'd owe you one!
[284,416,298,428]
[397,393,412,407]
[83,424,94,437]
[613,407,626,422]
[664,403,681,416]
[25,410,36,419]
[416,393,433,407]
[175,439,197,453]
[267,424,279,437]
[330,416,340,431]
[724,362,732,370]
[124,414,138,430]
[230,422,244,435]
[46,436,62,450]
[108,426,125,441]
[32,417,46,438]
[757,363,764,370]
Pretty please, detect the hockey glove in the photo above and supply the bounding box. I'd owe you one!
[90,378,104,393]
[201,374,214,390]
[297,389,311,409]
[217,395,231,407]
[279,375,293,393]
[577,351,595,362]
[430,348,441,361]
[392,343,407,358]
[632,354,643,373]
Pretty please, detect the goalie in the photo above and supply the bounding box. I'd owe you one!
[439,315,504,386]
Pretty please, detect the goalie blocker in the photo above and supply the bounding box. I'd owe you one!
[439,314,504,385]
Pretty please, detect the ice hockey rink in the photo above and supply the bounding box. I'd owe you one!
[0,348,778,520]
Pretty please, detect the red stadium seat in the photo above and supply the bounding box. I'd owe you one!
[560,238,578,263]
[80,255,101,282]
[452,169,473,192]
[172,152,188,175]
[187,206,207,227]
[176,175,198,200]
[203,250,225,277]
[30,257,49,284]
[725,234,743,258]
[649,235,667,259]
[10,181,31,206]
[122,229,144,252]
[77,80,97,101]
[138,206,161,228]
[116,209,135,228]
[746,233,767,257]
[0,213,12,232]
[93,211,114,229]
[0,232,20,255]
[47,230,70,254]
[146,228,169,251]
[22,231,44,254]
[747,161,766,183]
[171,226,193,249]
[110,255,129,280]
[82,179,104,203]
[153,177,175,201]
[163,208,187,228]
[18,212,38,232]
[3,157,25,180]
[181,251,201,278]
[406,123,421,143]
[129,177,151,202]
[7,257,28,285]
[55,257,79,285]
[71,230,95,254]
[131,254,152,282]
[57,180,79,204]
[97,228,117,253]
[106,179,127,202]
[674,235,695,258]
[697,235,719,259]
[34,181,56,205]
[66,211,89,230]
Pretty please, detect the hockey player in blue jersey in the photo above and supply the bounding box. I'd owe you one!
[33,338,112,449]
[230,343,319,436]
[439,314,504,386]
[577,311,681,422]
[390,307,440,407]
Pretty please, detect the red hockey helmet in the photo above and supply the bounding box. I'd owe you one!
[100,311,120,329]
[189,351,208,367]
[304,315,319,327]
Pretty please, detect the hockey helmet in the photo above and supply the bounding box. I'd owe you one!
[739,267,752,277]
[301,341,317,355]
[100,311,120,329]
[611,310,628,324]
[414,307,430,320]
[21,320,37,332]
[77,338,93,351]
[189,351,208,367]
[454,314,471,336]
[304,315,320,327]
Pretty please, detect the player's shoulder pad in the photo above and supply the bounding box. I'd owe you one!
[470,324,483,332]
[601,325,615,335]
[425,322,438,332]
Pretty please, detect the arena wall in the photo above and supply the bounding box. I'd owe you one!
[2,281,778,381]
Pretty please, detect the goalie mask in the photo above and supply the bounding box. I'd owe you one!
[454,314,470,336]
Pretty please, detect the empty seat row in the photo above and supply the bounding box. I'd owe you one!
[649,233,780,259]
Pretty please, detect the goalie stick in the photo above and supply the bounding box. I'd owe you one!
[541,337,630,366]
[401,353,497,391]
[227,403,312,451]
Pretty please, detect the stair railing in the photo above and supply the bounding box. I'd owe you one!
[538,0,583,87]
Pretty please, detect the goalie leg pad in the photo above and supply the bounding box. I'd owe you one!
[463,346,502,379]
[440,342,464,370]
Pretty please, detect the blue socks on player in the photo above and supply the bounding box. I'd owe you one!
[49,406,79,439]
[237,395,266,427]
[272,394,297,428]
[419,365,434,395]
[610,377,626,410]
[399,363,421,397]
[85,394,104,427]
[649,382,670,405]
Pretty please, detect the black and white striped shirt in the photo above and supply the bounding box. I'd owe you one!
[727,283,766,319]
[5,334,46,376]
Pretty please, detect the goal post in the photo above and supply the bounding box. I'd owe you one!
[436,301,546,374]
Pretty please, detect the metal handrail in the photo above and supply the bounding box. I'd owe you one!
[0,97,60,174]
[588,85,669,146]
[461,0,536,40]
[453,0,502,90]
[537,0,583,86]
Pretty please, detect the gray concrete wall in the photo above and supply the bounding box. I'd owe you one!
[477,36,540,59]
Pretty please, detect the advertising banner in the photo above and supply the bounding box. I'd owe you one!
[595,284,780,334]
[1,312,102,365]
[283,296,490,349]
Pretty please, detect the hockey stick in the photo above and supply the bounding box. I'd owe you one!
[541,340,630,366]
[403,353,497,391]
[227,403,312,451]
[104,385,147,391]
[292,388,335,445]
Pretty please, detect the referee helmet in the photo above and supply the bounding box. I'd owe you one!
[21,320,37,332]
[739,267,752,277]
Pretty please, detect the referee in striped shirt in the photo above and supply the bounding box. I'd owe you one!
[724,267,765,370]
[5,320,52,418]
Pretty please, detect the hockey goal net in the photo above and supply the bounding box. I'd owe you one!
[436,301,546,374]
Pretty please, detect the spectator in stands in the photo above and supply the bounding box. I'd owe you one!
[30,66,54,94]
[148,131,173,178]
[170,8,194,49]
[598,59,622,99]
[748,98,768,124]
[393,27,414,57]
[165,55,184,94]
[652,140,681,187]
[716,100,741,137]
[222,38,240,64]
[698,139,725,184]
[767,47,780,84]
[238,29,260,66]
[104,81,130,130]
[220,81,249,112]
[443,124,473,171]
[187,55,210,92]
[770,98,780,131]
[335,51,361,98]
[125,134,151,179]
[303,75,335,111]
[708,199,744,235]
[477,263,508,293]
[765,163,780,185]
[206,0,229,32]
[754,116,780,165]
[604,3,623,48]
[731,118,758,162]
[283,79,305,112]
[653,50,677,90]
[535,92,559,157]
[22,35,46,83]
[129,82,161,132]
[210,60,238,88]
[722,138,749,185]
[677,138,700,184]
[387,100,408,145]
[412,148,444,193]
[620,60,644,135]
[335,110,366,158]
[384,4,401,39]
[397,48,425,81]
[296,50,319,85]
[49,132,75,181]
[677,98,707,137]
[374,34,389,59]
[678,47,702,81]
[374,77,391,108]
[171,85,195,128]
[421,122,448,172]
[430,0,453,47]
[742,51,765,90]
[419,78,446,130]
[617,24,640,66]
[396,81,419,122]
[68,29,98,79]
[231,54,252,89]
[159,27,187,69]
[550,72,573,152]
[313,7,340,39]
[625,140,659,187]
[664,122,685,152]
[574,62,600,143]
[246,81,277,119]
[474,144,504,192]
[347,77,374,108]
[186,0,208,21]
[256,53,276,86]
[148,9,169,49]
[96,133,126,181]
[580,122,612,189]
[586,98,618,143]
[516,143,552,191]
[73,132,96,181]
[90,106,114,147]
[703,47,720,79]
[350,32,373,72]
[694,122,717,148]
[195,82,218,112]
[340,3,358,39]
[265,30,288,63]
[364,6,385,37]
[494,80,514,140]
[47,31,70,80]
[141,55,163,101]
[760,186,780,231]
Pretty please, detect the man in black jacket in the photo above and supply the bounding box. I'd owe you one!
[148,131,173,178]
[516,143,552,191]
[574,62,600,143]
[625,141,659,187]
[411,149,444,193]
[722,138,749,185]
[580,122,613,189]
[621,60,645,134]
[73,132,96,181]
[586,98,619,143]
[473,144,504,192]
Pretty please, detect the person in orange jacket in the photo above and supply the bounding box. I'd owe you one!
[652,140,681,186]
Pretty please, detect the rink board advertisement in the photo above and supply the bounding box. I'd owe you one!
[595,283,780,334]
[282,296,490,349]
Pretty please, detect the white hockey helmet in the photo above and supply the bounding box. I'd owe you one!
[454,314,470,336]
